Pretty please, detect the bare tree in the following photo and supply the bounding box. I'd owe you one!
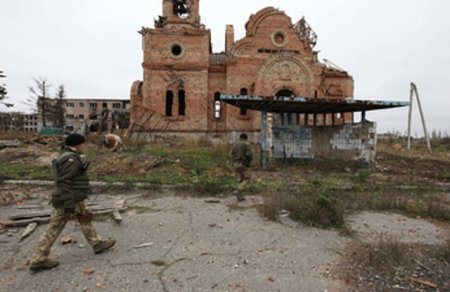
[0,70,13,108]
[27,77,52,127]
[54,85,66,128]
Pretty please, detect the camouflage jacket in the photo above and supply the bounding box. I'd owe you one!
[231,140,253,167]
[51,146,91,208]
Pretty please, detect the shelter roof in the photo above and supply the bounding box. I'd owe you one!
[220,95,409,114]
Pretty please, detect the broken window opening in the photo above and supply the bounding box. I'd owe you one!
[178,90,185,116]
[171,44,182,56]
[166,90,173,116]
[214,92,221,119]
[173,0,190,18]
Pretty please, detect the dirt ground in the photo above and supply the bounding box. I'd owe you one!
[0,184,448,292]
[0,135,449,291]
[0,186,346,292]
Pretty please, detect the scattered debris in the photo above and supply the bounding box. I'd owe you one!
[133,242,153,249]
[410,277,437,289]
[112,211,122,224]
[0,140,20,148]
[61,235,74,244]
[150,260,165,266]
[32,135,64,146]
[278,209,290,217]
[20,222,37,241]
[7,229,18,237]
[204,199,220,203]
[100,133,125,152]
[83,268,95,275]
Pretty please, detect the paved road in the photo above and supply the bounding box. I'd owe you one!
[0,190,346,292]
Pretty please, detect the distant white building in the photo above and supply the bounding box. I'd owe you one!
[63,97,130,135]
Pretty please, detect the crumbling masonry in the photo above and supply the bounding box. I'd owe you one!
[130,0,354,141]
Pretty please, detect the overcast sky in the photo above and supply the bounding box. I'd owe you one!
[1,0,449,135]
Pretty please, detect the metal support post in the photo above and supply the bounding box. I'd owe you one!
[260,105,267,168]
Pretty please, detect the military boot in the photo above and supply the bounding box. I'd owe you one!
[234,190,245,202]
[94,239,116,254]
[29,258,59,272]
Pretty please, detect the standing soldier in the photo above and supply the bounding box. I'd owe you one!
[29,133,116,272]
[231,133,253,202]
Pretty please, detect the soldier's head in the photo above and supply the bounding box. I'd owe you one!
[65,133,86,153]
[239,133,248,140]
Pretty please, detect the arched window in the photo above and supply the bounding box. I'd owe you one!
[214,92,221,119]
[178,90,185,116]
[276,89,294,97]
[166,90,173,116]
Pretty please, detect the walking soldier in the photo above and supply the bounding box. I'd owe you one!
[29,133,116,272]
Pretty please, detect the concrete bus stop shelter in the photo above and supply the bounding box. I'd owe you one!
[220,94,409,166]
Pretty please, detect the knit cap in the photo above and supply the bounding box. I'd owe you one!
[65,133,85,146]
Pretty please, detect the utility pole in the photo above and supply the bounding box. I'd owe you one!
[407,83,432,153]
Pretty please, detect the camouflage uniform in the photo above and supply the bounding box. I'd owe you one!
[30,146,101,265]
[231,139,253,194]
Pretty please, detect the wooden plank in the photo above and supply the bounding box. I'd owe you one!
[10,200,126,220]
[10,211,51,220]
[6,217,50,227]
[16,205,45,210]
[6,207,127,227]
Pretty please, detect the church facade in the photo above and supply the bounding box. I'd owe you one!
[130,0,354,140]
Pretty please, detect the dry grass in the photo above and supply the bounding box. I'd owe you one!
[258,177,345,228]
[336,236,450,291]
[364,234,410,268]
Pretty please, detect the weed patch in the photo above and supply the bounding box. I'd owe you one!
[259,176,345,228]
[336,237,450,291]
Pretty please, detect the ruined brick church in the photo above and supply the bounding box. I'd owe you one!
[130,0,354,140]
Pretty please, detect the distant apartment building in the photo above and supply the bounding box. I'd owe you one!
[64,97,130,134]
[23,114,38,132]
[0,112,38,132]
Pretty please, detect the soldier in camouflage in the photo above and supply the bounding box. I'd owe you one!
[231,133,253,202]
[29,133,116,272]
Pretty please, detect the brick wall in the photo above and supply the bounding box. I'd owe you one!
[131,3,354,137]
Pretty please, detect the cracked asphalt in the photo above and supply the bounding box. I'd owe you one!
[0,189,347,292]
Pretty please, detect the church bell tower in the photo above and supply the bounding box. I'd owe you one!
[162,0,201,27]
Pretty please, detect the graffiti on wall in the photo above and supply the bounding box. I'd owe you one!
[272,126,313,158]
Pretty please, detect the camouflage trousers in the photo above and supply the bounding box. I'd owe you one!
[31,201,101,264]
[233,161,251,192]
